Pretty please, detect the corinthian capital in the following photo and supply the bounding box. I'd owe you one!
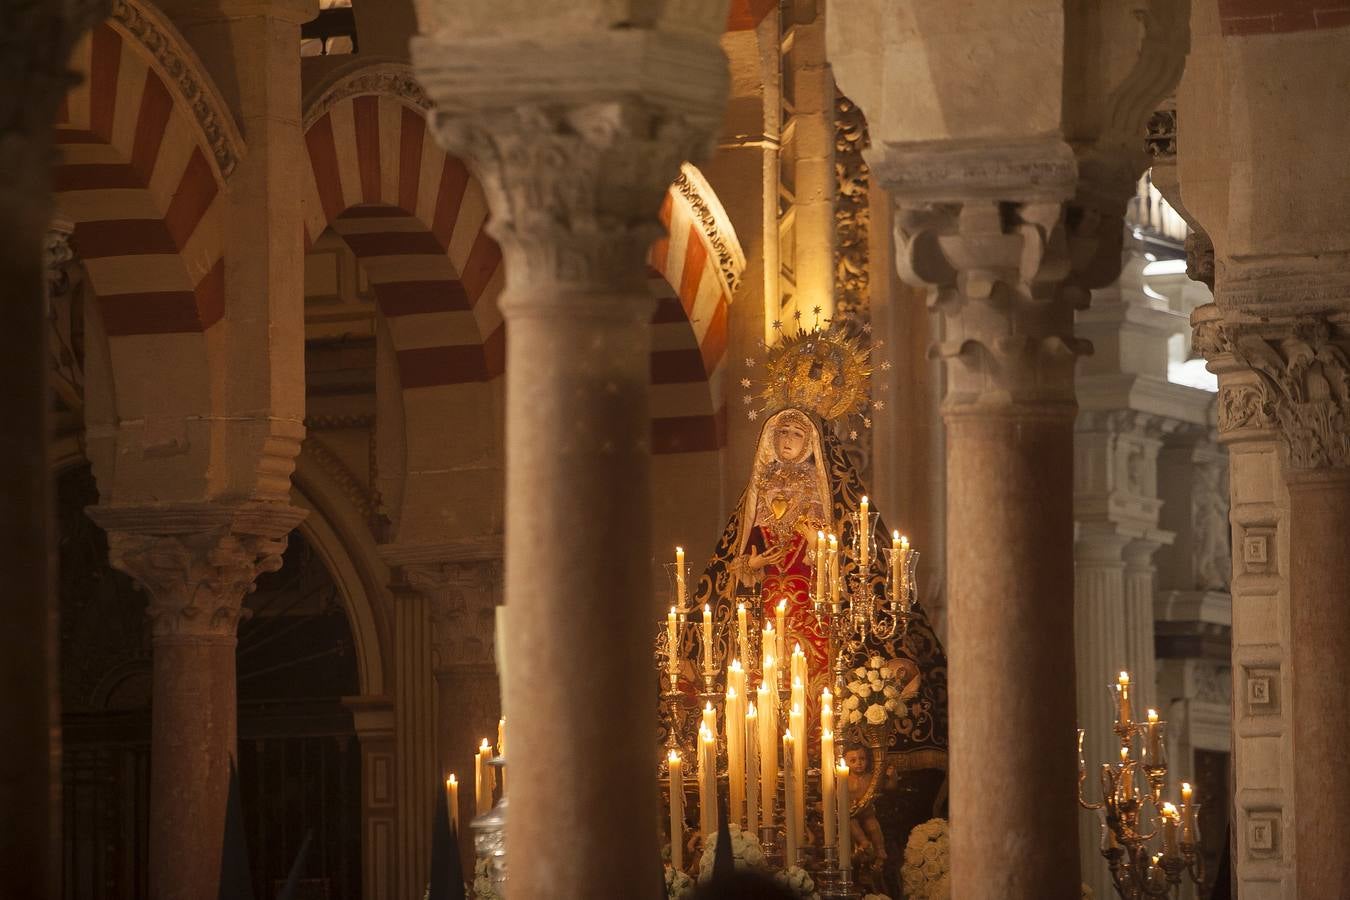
[436,100,710,299]
[88,502,306,638]
[1230,319,1350,471]
[412,27,728,306]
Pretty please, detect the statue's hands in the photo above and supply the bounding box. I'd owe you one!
[748,544,788,571]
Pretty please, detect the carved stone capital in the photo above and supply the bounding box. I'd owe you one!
[893,194,1092,412]
[413,29,727,308]
[383,540,504,670]
[1229,319,1350,471]
[432,99,712,305]
[88,503,305,639]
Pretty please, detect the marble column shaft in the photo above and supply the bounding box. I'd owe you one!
[886,142,1094,900]
[1,5,106,894]
[89,507,301,900]
[413,26,729,897]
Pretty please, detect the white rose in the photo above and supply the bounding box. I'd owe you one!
[844,695,859,710]
[854,666,867,678]
[883,685,897,698]
[869,656,883,669]
[885,698,898,711]
[865,704,888,725]
[880,667,892,679]
[849,709,862,724]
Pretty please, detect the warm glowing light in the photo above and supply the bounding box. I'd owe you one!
[1147,708,1159,724]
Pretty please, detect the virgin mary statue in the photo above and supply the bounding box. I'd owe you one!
[686,324,947,767]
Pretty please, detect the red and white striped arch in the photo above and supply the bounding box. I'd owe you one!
[55,19,234,338]
[301,83,504,389]
[647,164,744,454]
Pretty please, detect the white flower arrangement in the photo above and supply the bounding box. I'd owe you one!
[843,656,909,728]
[695,823,769,881]
[862,895,894,900]
[664,865,695,899]
[471,857,502,900]
[901,817,950,900]
[773,865,821,900]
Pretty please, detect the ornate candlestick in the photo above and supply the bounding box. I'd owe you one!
[1079,673,1205,898]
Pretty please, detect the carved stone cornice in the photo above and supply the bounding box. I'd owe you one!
[872,137,1078,205]
[1229,319,1350,471]
[302,59,430,131]
[108,0,244,179]
[412,29,728,305]
[87,502,306,639]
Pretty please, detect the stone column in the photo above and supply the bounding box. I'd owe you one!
[412,20,729,897]
[1122,538,1163,712]
[343,696,396,900]
[1073,525,1129,891]
[387,576,435,899]
[0,5,104,895]
[886,143,1092,900]
[1224,319,1350,897]
[88,504,303,900]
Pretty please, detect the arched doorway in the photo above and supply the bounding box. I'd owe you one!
[59,466,365,899]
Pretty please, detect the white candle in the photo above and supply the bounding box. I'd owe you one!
[702,604,714,673]
[891,531,902,600]
[859,496,870,571]
[1117,671,1133,725]
[476,739,493,815]
[745,702,760,837]
[1144,708,1162,763]
[815,530,827,602]
[790,699,805,838]
[737,603,749,663]
[669,750,684,870]
[727,684,745,826]
[676,546,686,608]
[775,600,787,674]
[761,624,775,683]
[667,607,680,682]
[836,759,852,873]
[497,717,507,793]
[1180,782,1196,844]
[703,701,717,742]
[447,775,459,833]
[699,726,717,839]
[821,728,836,846]
[828,534,840,606]
[783,730,798,866]
[757,681,776,832]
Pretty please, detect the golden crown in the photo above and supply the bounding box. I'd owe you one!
[742,314,886,428]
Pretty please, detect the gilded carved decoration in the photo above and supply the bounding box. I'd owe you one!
[1232,320,1350,470]
[833,92,870,322]
[109,0,244,179]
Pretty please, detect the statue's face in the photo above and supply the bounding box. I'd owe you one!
[774,423,809,463]
[843,748,868,774]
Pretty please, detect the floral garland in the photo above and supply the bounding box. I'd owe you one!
[901,818,950,900]
[842,655,913,727]
[695,823,769,880]
[773,865,821,900]
[665,865,695,900]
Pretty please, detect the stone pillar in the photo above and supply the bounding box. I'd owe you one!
[388,578,434,899]
[344,696,396,900]
[1073,524,1129,890]
[88,504,303,900]
[0,5,104,895]
[885,143,1092,900]
[1222,320,1350,898]
[1122,538,1163,712]
[412,18,729,896]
